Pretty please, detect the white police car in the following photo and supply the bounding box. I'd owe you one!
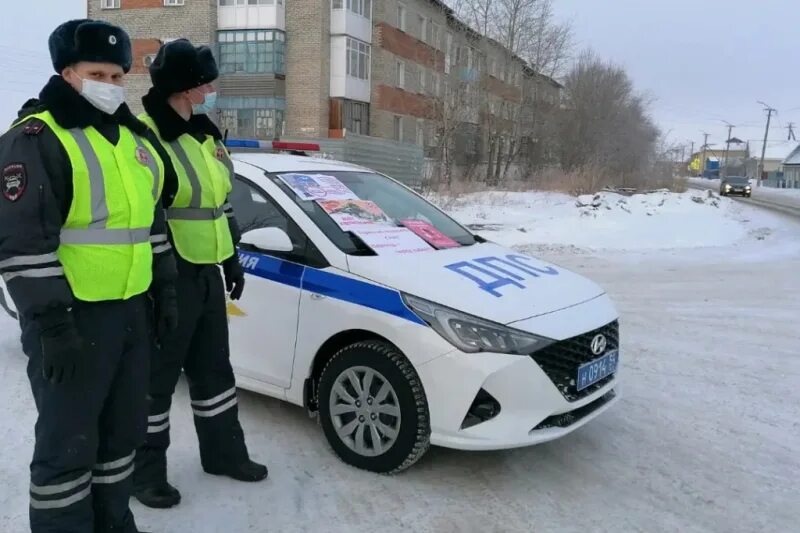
[0,142,621,474]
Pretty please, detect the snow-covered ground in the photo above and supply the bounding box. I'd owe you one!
[0,192,798,532]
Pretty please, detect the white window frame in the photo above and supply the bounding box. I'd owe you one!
[416,119,424,147]
[418,15,427,43]
[164,0,185,6]
[419,68,426,94]
[397,4,407,32]
[431,23,441,50]
[393,116,403,142]
[346,38,371,81]
[396,60,405,89]
[444,33,453,74]
[101,0,120,9]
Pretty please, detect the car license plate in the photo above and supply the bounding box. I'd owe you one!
[576,350,618,391]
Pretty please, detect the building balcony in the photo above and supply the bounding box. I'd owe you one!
[330,6,372,44]
[218,3,285,31]
[330,36,370,103]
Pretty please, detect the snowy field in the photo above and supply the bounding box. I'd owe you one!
[0,191,798,532]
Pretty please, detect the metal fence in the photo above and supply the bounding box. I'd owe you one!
[281,134,425,189]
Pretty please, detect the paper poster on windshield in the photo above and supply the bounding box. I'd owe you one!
[317,199,394,230]
[279,173,358,201]
[351,226,432,255]
[400,219,461,249]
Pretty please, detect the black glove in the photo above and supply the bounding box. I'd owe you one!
[38,307,84,384]
[222,256,245,301]
[153,284,179,343]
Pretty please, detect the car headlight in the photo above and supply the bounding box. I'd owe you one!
[403,294,554,354]
[724,185,731,190]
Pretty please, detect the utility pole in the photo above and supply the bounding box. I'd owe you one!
[788,122,796,141]
[700,132,710,178]
[722,121,734,178]
[757,101,777,187]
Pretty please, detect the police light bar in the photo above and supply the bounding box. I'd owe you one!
[224,138,321,152]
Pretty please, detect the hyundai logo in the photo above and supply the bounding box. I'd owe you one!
[590,334,607,355]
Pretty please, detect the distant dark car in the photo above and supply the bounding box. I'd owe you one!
[720,177,751,197]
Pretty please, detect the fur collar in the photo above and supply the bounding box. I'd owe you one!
[142,87,222,143]
[25,75,150,136]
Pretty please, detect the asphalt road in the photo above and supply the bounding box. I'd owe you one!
[688,179,800,218]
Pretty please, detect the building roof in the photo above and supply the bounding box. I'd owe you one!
[783,144,800,166]
[748,140,800,162]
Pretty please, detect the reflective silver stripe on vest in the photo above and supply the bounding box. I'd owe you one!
[167,206,225,221]
[2,266,64,282]
[217,142,235,178]
[133,136,161,199]
[30,472,92,496]
[69,128,109,229]
[169,140,203,208]
[60,227,151,245]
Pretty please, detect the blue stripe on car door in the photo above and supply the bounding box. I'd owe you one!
[240,252,425,326]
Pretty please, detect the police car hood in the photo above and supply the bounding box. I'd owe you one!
[346,242,605,325]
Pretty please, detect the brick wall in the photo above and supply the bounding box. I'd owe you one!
[285,0,330,138]
[89,0,217,113]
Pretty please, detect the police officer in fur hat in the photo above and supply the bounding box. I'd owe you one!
[0,19,179,532]
[133,39,268,510]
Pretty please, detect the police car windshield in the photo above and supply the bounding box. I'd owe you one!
[271,171,477,254]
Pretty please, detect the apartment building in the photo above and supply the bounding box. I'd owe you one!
[88,0,559,160]
[89,0,287,139]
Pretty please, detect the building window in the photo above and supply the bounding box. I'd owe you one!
[416,119,424,147]
[218,97,286,139]
[393,116,403,142]
[419,68,426,94]
[220,0,273,4]
[346,38,370,81]
[433,72,440,97]
[343,100,369,135]
[101,0,120,8]
[418,15,427,43]
[248,0,275,4]
[445,33,453,74]
[431,23,440,50]
[397,4,406,31]
[343,0,370,18]
[396,60,405,89]
[217,30,286,75]
[164,0,185,6]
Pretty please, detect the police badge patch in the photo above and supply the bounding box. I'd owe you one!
[2,163,27,202]
[135,146,150,165]
[215,147,226,161]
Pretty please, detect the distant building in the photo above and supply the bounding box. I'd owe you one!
[781,144,800,188]
[744,140,800,180]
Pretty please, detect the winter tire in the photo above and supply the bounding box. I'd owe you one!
[318,341,430,473]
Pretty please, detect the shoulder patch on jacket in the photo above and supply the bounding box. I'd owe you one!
[2,163,27,202]
[22,120,46,136]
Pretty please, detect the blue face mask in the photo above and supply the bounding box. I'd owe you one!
[192,91,217,115]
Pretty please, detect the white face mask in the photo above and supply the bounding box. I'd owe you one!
[80,78,126,115]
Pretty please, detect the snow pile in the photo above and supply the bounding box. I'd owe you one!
[441,189,782,251]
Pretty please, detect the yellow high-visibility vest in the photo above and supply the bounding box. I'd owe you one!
[140,114,234,264]
[16,111,164,302]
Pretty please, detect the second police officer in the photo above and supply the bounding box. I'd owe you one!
[133,39,268,509]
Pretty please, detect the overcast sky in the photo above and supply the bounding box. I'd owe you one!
[552,0,799,151]
[0,0,796,153]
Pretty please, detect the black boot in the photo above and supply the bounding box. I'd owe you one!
[134,481,182,509]
[204,459,268,482]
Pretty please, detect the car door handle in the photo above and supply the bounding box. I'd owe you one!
[310,293,326,301]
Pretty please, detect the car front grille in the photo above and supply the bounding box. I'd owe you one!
[530,320,619,402]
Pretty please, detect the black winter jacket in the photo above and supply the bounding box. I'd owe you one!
[0,76,178,320]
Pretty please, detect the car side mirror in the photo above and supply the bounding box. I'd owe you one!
[240,227,294,253]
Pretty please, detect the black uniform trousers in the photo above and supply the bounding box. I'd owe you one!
[22,296,150,533]
[134,262,248,487]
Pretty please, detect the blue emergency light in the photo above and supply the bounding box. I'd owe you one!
[224,139,321,154]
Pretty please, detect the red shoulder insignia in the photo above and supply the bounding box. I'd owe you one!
[22,120,46,136]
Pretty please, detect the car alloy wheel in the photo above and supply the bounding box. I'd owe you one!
[329,366,402,457]
[317,341,430,473]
